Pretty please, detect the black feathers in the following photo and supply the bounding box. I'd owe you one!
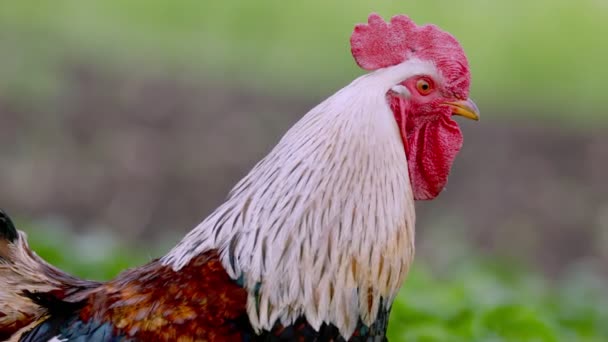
[21,317,126,342]
[0,209,18,242]
[22,290,85,316]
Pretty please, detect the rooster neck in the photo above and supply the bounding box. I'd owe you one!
[162,61,438,338]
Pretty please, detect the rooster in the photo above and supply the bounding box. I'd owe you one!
[0,13,479,341]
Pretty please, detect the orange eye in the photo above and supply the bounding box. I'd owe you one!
[416,78,433,95]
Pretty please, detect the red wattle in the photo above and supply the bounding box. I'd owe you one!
[406,116,463,200]
[391,96,463,200]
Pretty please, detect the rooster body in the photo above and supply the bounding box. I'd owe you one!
[0,14,478,341]
[1,224,387,341]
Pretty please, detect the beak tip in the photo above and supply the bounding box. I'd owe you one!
[468,99,481,120]
[445,98,480,121]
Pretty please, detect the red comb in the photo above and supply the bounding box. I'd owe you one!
[350,13,467,71]
[350,13,471,97]
[350,13,417,70]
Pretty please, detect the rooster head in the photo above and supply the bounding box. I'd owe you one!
[351,13,479,200]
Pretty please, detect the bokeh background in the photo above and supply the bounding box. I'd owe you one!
[1,1,607,340]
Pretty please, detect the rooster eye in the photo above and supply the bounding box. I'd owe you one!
[416,79,434,95]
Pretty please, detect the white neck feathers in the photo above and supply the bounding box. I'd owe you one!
[162,60,438,338]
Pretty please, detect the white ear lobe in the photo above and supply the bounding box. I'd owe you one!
[390,85,411,98]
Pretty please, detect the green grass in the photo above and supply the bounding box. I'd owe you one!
[1,1,607,122]
[21,223,608,341]
[389,262,608,341]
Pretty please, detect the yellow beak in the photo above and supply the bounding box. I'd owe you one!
[444,98,480,121]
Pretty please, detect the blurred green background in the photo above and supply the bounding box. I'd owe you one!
[1,1,607,340]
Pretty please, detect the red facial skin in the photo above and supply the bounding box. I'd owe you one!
[350,13,471,201]
[389,76,464,200]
